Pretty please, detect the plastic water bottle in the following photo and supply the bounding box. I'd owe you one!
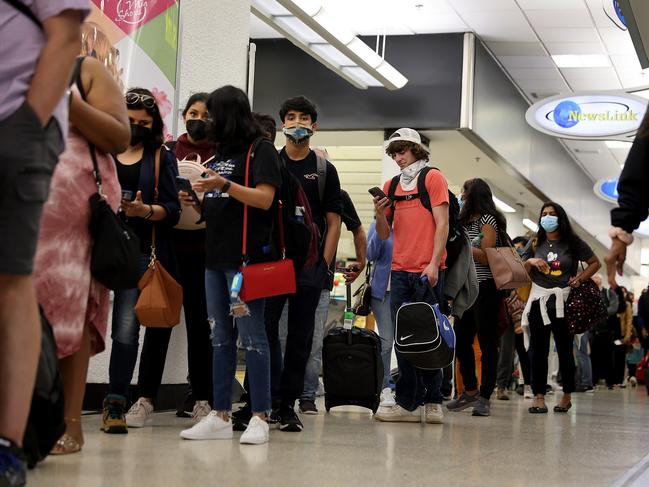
[230,272,243,299]
[471,232,484,246]
[295,206,305,224]
[343,309,354,330]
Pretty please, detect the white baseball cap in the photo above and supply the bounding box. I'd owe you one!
[387,128,429,152]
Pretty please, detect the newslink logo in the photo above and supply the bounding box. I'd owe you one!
[551,100,638,129]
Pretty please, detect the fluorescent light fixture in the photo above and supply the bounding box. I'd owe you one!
[274,0,408,90]
[251,6,368,90]
[605,141,633,149]
[552,54,611,68]
[493,196,516,213]
[523,218,539,232]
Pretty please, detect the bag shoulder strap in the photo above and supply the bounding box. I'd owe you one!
[387,175,400,200]
[151,148,161,251]
[315,149,327,204]
[4,0,42,30]
[416,166,432,212]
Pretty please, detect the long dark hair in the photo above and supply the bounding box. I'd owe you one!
[459,178,507,233]
[534,201,580,258]
[182,92,209,117]
[125,87,164,147]
[207,85,262,150]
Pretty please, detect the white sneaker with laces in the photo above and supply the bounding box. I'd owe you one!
[425,403,444,424]
[374,404,422,423]
[239,416,269,445]
[380,387,396,407]
[524,385,533,399]
[192,400,212,423]
[180,411,233,440]
[125,398,154,428]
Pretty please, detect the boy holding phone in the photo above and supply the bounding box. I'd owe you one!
[373,128,449,424]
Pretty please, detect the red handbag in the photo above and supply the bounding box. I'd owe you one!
[238,144,296,302]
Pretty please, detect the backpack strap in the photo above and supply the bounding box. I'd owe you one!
[314,149,327,204]
[389,167,433,214]
[387,175,400,201]
[4,0,43,30]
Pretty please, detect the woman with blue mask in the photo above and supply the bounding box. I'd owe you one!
[520,202,600,414]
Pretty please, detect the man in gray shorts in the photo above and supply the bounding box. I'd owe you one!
[0,1,87,485]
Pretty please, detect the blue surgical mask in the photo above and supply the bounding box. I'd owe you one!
[540,215,559,232]
[283,124,313,144]
[457,194,463,210]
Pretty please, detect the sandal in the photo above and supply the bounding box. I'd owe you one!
[553,402,572,413]
[528,406,548,414]
[50,433,82,455]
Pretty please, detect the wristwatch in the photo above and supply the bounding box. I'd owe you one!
[144,205,154,220]
[221,181,231,193]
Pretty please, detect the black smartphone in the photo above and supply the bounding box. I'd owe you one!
[368,186,388,200]
[121,190,133,201]
[176,176,200,204]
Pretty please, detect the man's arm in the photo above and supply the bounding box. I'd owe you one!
[422,203,449,286]
[27,10,84,125]
[344,225,367,284]
[323,212,341,266]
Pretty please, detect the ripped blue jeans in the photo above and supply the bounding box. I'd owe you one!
[205,268,271,413]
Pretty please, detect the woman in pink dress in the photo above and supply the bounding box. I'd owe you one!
[33,55,130,454]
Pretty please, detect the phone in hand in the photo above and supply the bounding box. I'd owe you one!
[176,176,200,204]
[368,186,388,200]
[121,190,133,201]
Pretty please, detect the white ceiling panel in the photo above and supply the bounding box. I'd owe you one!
[569,77,623,90]
[486,41,546,56]
[250,14,282,38]
[560,66,620,81]
[535,27,601,44]
[545,42,607,55]
[404,11,469,34]
[611,54,644,70]
[458,10,538,42]
[620,74,649,89]
[517,0,587,9]
[499,55,556,68]
[585,0,619,27]
[516,78,571,90]
[524,9,594,28]
[507,67,565,80]
[598,27,637,55]
[449,0,519,12]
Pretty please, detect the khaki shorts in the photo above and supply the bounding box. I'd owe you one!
[0,102,62,275]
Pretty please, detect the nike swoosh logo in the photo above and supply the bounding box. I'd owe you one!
[400,334,414,341]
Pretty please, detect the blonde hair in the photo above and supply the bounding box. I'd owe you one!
[81,22,123,89]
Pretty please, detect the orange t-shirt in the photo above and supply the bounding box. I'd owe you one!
[383,169,449,273]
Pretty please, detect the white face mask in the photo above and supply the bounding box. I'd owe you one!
[399,160,429,191]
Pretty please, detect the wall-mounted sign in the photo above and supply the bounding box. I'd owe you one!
[603,0,627,30]
[526,92,647,141]
[594,177,619,203]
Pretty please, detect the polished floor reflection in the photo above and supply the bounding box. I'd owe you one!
[29,387,649,487]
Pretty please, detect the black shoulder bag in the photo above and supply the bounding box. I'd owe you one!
[71,58,141,289]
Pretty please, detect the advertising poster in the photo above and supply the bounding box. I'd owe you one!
[86,0,180,138]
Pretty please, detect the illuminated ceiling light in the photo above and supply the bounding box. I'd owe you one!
[523,218,539,232]
[552,54,612,68]
[274,0,408,90]
[493,196,516,213]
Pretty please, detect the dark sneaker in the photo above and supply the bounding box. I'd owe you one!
[232,404,252,432]
[0,439,26,487]
[446,392,479,412]
[279,406,303,432]
[268,408,281,430]
[176,388,194,418]
[471,397,491,417]
[298,399,318,415]
[101,394,128,434]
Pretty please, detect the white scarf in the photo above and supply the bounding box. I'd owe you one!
[399,160,429,191]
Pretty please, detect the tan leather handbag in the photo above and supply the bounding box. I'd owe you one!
[484,230,531,290]
[134,149,183,327]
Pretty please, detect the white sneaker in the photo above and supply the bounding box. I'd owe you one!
[374,404,422,423]
[125,398,154,428]
[524,385,533,399]
[239,416,269,445]
[380,387,396,407]
[425,403,444,424]
[180,411,233,440]
[191,400,212,423]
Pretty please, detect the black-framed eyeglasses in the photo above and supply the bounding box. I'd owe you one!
[125,92,156,109]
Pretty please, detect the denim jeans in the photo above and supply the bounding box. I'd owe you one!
[301,289,331,401]
[206,269,270,413]
[575,331,593,388]
[390,271,444,410]
[108,253,151,397]
[372,292,393,389]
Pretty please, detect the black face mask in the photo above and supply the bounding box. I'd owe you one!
[186,119,207,141]
[130,124,152,146]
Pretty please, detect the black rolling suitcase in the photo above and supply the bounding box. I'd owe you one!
[323,282,383,413]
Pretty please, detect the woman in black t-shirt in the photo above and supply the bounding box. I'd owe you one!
[521,202,600,414]
[447,178,506,417]
[179,86,281,446]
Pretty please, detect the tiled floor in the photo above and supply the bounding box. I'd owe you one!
[29,387,649,487]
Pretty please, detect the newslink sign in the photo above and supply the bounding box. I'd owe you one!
[525,92,647,141]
